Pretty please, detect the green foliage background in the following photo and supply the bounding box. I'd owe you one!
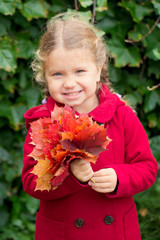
[0,0,160,239]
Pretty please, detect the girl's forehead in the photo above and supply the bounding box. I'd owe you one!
[47,47,95,63]
[44,47,97,73]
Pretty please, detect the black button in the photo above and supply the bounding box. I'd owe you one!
[104,216,113,225]
[75,218,84,228]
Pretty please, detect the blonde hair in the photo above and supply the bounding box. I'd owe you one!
[32,12,111,97]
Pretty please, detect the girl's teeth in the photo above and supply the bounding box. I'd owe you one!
[66,91,79,96]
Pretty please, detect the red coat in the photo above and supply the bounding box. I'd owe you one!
[22,85,158,240]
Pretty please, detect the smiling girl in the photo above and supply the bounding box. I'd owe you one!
[45,47,101,113]
[22,12,158,240]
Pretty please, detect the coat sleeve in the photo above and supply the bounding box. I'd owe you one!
[106,106,158,199]
[21,128,89,201]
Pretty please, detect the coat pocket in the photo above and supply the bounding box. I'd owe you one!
[123,204,141,240]
[35,212,64,240]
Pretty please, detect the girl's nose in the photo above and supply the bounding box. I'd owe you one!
[63,78,76,88]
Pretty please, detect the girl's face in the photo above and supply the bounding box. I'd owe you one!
[45,47,102,113]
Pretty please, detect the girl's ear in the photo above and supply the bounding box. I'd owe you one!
[96,65,102,82]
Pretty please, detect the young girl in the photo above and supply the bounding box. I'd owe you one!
[22,12,158,240]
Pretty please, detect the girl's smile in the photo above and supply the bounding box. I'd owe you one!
[62,90,83,99]
[45,47,102,113]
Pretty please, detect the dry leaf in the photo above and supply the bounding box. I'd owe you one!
[29,105,111,191]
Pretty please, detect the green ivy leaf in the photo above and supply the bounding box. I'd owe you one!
[148,61,160,79]
[128,23,148,41]
[0,207,9,228]
[20,0,48,21]
[0,182,10,205]
[10,195,22,216]
[147,43,160,61]
[16,39,35,59]
[0,0,21,15]
[150,135,160,161]
[3,163,19,182]
[152,48,160,59]
[126,74,142,88]
[10,105,27,130]
[97,0,107,7]
[98,16,131,39]
[0,102,11,118]
[97,0,108,11]
[22,194,39,215]
[152,0,160,15]
[67,9,92,21]
[119,1,153,23]
[109,38,141,67]
[12,219,24,230]
[142,23,160,60]
[1,78,17,93]
[0,118,6,128]
[108,64,122,83]
[97,17,117,32]
[45,2,66,14]
[144,91,160,113]
[0,129,16,150]
[2,226,32,240]
[0,146,13,163]
[125,91,143,106]
[147,112,158,128]
[79,0,93,8]
[0,103,27,130]
[19,68,27,89]
[0,16,11,36]
[0,38,17,72]
[22,88,40,108]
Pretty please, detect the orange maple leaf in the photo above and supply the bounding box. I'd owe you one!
[29,105,111,191]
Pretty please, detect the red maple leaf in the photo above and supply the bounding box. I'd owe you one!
[29,105,111,191]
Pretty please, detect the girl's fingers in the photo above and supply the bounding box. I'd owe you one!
[89,181,112,188]
[92,169,108,177]
[70,158,94,182]
[90,176,113,183]
[90,186,114,193]
[88,168,118,193]
[89,181,116,193]
[83,171,94,182]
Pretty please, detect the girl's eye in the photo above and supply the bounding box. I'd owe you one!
[53,72,62,76]
[76,70,84,74]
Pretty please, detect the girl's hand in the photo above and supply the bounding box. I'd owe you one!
[88,168,117,194]
[70,159,94,183]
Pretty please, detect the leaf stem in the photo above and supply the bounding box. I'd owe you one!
[147,83,160,91]
[125,16,160,43]
[91,179,96,183]
[91,0,97,24]
[139,55,147,80]
[74,0,78,11]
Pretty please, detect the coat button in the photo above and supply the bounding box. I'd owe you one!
[75,218,84,228]
[104,216,113,225]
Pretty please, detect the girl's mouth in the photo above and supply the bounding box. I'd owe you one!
[64,91,81,96]
[62,90,83,99]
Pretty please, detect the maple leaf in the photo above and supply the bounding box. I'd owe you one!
[31,159,53,191]
[60,115,110,155]
[29,148,45,161]
[29,104,111,191]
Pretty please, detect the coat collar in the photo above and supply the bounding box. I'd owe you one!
[89,85,124,123]
[46,84,124,123]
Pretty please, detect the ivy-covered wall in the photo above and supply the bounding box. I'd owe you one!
[0,0,159,239]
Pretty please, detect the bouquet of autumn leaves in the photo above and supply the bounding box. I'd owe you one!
[29,105,111,191]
